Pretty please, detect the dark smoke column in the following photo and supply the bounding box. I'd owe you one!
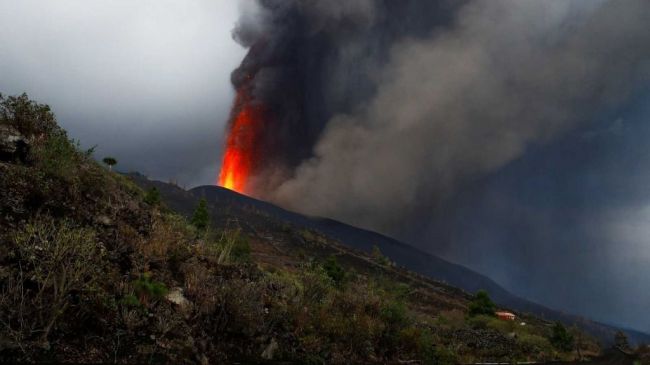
[217,0,462,196]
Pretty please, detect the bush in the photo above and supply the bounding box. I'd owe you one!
[2,219,104,346]
[398,327,436,360]
[379,298,410,354]
[468,290,496,317]
[323,255,347,288]
[433,346,458,365]
[0,93,59,137]
[144,186,161,206]
[518,333,553,354]
[550,322,574,352]
[371,245,392,266]
[133,272,168,305]
[467,314,494,330]
[31,133,84,182]
[230,233,251,263]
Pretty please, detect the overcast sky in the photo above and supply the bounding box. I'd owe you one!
[0,0,245,186]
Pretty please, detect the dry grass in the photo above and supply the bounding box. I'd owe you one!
[1,218,104,349]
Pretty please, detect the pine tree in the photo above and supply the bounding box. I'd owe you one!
[191,198,209,231]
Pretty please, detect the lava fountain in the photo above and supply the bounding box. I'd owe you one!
[217,88,264,194]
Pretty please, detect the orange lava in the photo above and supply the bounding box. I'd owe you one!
[217,90,263,194]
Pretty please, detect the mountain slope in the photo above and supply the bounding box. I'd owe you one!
[132,177,650,346]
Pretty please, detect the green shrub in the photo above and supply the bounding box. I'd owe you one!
[518,333,552,353]
[133,273,168,303]
[467,314,494,330]
[468,290,496,317]
[433,346,458,365]
[550,322,574,352]
[301,265,335,305]
[380,300,408,325]
[323,255,346,288]
[230,234,252,263]
[398,327,436,360]
[372,245,392,266]
[32,133,84,182]
[120,294,141,307]
[144,186,161,206]
[379,298,410,352]
[486,315,516,333]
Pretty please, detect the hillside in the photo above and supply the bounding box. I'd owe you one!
[133,177,650,348]
[0,94,639,363]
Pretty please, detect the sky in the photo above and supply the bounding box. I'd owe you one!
[0,0,245,186]
[1,0,650,333]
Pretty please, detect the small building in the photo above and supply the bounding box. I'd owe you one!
[495,311,516,321]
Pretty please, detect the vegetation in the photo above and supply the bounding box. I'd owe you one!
[550,322,575,352]
[102,156,117,171]
[371,244,392,266]
[1,93,58,137]
[322,255,347,288]
[468,290,497,317]
[0,93,601,363]
[143,186,161,206]
[190,198,209,231]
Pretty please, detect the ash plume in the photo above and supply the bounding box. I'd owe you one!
[227,0,465,195]
[230,0,650,234]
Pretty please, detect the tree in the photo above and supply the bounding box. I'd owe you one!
[550,322,575,352]
[323,255,346,288]
[468,290,496,317]
[102,156,117,171]
[144,187,161,206]
[190,198,209,231]
[372,245,391,266]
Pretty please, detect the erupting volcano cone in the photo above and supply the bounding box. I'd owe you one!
[217,89,264,194]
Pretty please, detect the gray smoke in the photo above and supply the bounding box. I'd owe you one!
[269,0,650,233]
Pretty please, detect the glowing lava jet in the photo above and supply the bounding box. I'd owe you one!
[217,89,264,194]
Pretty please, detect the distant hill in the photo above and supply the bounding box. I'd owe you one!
[131,175,650,346]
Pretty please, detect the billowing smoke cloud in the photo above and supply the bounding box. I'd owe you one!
[259,0,650,232]
[229,0,466,194]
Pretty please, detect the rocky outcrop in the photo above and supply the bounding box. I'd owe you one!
[0,124,29,163]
